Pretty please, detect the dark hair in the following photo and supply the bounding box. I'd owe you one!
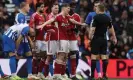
[97,3,105,12]
[70,2,76,7]
[51,3,58,8]
[20,2,28,9]
[94,1,100,4]
[93,1,100,8]
[36,3,44,9]
[62,3,70,8]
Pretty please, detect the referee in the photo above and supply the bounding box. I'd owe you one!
[89,3,117,80]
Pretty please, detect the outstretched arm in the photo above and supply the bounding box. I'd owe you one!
[69,18,85,26]
[36,18,55,29]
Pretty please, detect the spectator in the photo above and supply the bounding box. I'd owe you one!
[119,0,128,12]
[10,7,19,24]
[42,0,58,14]
[113,16,124,36]
[127,36,133,48]
[2,7,11,25]
[109,47,119,59]
[121,30,128,44]
[119,51,127,59]
[0,10,4,29]
[111,5,121,21]
[0,0,132,60]
[58,0,72,5]
[126,49,133,59]
[126,18,133,36]
[121,10,128,29]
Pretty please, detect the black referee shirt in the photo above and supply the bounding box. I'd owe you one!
[91,14,112,38]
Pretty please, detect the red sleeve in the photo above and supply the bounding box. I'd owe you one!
[29,14,36,28]
[43,25,53,31]
[55,15,60,22]
[44,14,53,30]
[46,14,50,21]
[44,15,52,31]
[67,15,72,19]
[73,14,81,22]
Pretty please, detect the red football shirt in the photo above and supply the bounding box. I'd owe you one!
[46,13,58,40]
[67,13,81,40]
[29,12,45,40]
[55,14,70,40]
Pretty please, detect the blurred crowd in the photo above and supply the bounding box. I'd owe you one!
[80,0,133,59]
[0,0,133,59]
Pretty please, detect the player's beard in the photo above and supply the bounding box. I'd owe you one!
[69,9,74,15]
[39,10,43,13]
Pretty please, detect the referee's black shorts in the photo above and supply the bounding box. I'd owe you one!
[91,37,107,55]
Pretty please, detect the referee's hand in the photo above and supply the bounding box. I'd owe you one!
[81,23,87,28]
[112,37,117,45]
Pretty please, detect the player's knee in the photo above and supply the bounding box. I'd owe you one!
[91,54,97,60]
[9,52,16,57]
[40,51,47,59]
[41,51,47,54]
[57,53,68,62]
[69,51,78,58]
[45,55,53,64]
[96,55,100,59]
[26,56,32,59]
[47,55,53,61]
[101,55,108,60]
[70,51,78,55]
[25,52,32,57]
[56,54,64,64]
[58,53,65,60]
[69,52,77,59]
[70,54,76,59]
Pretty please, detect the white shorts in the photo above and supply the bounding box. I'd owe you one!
[47,40,58,55]
[58,40,69,53]
[69,40,79,51]
[35,40,47,53]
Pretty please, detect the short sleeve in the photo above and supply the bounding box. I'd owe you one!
[67,15,72,19]
[74,14,81,22]
[85,13,92,25]
[21,27,30,36]
[105,11,111,19]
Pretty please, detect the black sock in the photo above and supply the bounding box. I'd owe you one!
[102,59,108,77]
[91,60,97,78]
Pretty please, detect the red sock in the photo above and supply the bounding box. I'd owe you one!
[38,59,45,72]
[61,65,66,75]
[32,59,38,74]
[44,64,49,77]
[70,58,76,75]
[54,62,63,74]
